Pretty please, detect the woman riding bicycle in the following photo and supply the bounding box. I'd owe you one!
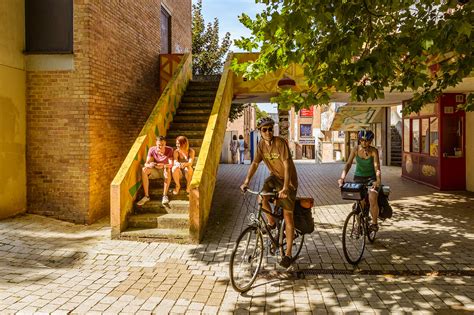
[338,129,381,232]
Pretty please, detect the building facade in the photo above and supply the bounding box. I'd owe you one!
[222,104,256,163]
[0,0,192,223]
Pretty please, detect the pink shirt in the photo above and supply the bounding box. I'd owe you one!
[148,146,173,164]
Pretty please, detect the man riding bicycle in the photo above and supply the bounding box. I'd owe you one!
[240,117,298,268]
[338,129,382,232]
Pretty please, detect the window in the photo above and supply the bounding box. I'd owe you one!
[403,119,410,152]
[25,0,73,53]
[421,118,429,154]
[160,7,171,53]
[300,124,312,137]
[430,117,439,157]
[412,119,420,152]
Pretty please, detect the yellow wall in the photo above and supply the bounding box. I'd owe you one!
[0,0,26,219]
[467,112,474,192]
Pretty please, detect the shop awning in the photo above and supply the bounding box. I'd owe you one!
[329,105,381,131]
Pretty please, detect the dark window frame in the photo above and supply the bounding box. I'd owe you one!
[299,124,312,137]
[25,0,74,54]
[160,6,172,54]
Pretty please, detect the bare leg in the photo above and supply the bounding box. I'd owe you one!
[172,167,181,193]
[368,191,379,224]
[141,167,151,196]
[163,168,171,196]
[262,195,275,226]
[185,167,194,193]
[283,210,294,256]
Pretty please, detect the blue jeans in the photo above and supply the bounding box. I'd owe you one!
[239,150,245,164]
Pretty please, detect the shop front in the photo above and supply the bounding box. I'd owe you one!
[402,93,466,190]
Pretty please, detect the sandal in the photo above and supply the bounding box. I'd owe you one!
[172,186,180,195]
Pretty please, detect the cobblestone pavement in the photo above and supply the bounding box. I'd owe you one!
[0,164,473,314]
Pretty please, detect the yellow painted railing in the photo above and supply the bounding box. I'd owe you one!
[189,53,234,242]
[110,53,192,237]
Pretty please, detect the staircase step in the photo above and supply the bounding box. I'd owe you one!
[186,84,219,91]
[167,130,205,138]
[120,228,190,243]
[181,96,215,103]
[183,90,217,97]
[169,122,207,131]
[166,139,203,149]
[178,102,214,109]
[128,213,162,228]
[135,199,189,214]
[192,75,221,82]
[156,213,189,229]
[172,115,209,123]
[176,108,212,116]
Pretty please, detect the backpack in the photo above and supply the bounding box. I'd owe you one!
[294,197,315,234]
[378,188,393,219]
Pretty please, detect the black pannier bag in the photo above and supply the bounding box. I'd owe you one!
[294,198,315,234]
[341,182,366,200]
[378,185,393,219]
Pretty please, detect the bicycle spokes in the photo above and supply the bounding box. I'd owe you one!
[342,212,366,265]
[229,227,264,292]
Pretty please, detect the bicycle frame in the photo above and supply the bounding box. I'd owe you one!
[256,197,284,251]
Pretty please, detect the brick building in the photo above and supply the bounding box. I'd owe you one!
[0,0,191,223]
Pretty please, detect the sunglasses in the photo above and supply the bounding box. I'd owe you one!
[261,127,273,133]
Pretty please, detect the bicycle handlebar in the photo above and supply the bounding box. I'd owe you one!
[243,188,278,198]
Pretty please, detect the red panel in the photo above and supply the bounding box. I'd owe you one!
[299,108,313,117]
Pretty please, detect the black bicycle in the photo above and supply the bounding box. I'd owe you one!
[341,182,379,265]
[229,189,304,292]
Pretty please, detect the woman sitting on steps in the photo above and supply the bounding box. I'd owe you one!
[172,136,195,194]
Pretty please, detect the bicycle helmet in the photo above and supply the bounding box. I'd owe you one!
[358,129,374,141]
[256,117,275,129]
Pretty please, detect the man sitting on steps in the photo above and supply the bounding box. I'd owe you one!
[137,136,174,206]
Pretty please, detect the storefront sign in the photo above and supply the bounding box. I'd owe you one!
[299,108,313,117]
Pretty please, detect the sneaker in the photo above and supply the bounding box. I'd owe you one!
[279,255,293,268]
[137,196,150,206]
[162,195,169,205]
[369,223,379,232]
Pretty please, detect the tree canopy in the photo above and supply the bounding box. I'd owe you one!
[232,0,473,113]
[192,0,231,75]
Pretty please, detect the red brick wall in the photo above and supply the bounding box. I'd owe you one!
[27,1,192,223]
[26,1,91,223]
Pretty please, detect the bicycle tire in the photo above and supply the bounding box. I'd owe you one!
[229,226,264,292]
[280,220,305,262]
[342,211,366,265]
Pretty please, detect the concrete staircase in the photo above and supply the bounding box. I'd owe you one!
[390,125,402,166]
[120,79,219,242]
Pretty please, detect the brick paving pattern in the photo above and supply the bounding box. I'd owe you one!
[0,163,473,313]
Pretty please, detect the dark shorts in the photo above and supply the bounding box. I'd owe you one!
[353,175,376,184]
[354,176,381,193]
[262,175,297,212]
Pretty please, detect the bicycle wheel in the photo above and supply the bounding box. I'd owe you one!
[342,211,366,265]
[280,220,305,262]
[229,226,264,292]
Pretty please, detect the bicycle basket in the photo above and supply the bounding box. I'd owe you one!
[341,182,366,200]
